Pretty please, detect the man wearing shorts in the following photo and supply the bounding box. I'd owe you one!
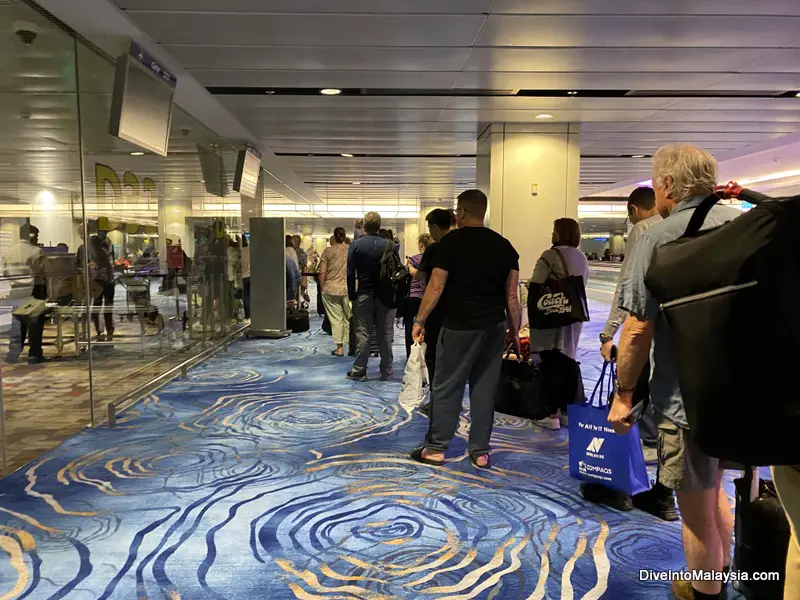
[608,144,741,600]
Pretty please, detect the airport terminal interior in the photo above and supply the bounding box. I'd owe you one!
[0,0,799,598]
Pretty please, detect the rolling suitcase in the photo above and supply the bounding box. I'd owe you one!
[733,468,790,599]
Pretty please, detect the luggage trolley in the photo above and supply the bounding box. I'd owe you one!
[119,275,164,331]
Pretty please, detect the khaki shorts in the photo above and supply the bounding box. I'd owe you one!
[656,415,721,492]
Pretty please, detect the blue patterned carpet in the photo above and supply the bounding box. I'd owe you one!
[0,300,718,599]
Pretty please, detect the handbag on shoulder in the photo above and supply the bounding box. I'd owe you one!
[528,248,589,330]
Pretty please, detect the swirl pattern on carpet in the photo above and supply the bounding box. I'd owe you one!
[0,301,732,599]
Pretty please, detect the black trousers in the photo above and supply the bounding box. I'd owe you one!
[424,317,441,388]
[403,297,422,358]
[243,277,251,319]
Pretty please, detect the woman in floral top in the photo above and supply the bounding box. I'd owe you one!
[319,227,351,357]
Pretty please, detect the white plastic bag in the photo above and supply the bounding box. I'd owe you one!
[399,341,430,411]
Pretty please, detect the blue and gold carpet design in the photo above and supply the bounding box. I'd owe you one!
[1,301,697,599]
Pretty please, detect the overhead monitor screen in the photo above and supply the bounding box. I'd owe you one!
[109,42,177,157]
[233,146,262,199]
[197,144,228,198]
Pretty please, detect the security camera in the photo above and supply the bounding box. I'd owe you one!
[13,22,40,46]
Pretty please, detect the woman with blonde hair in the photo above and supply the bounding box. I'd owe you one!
[404,233,434,358]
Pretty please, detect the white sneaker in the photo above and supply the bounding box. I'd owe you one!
[558,410,569,427]
[533,415,561,430]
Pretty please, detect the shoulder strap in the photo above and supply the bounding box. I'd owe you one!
[380,239,393,261]
[682,192,721,238]
[552,247,571,277]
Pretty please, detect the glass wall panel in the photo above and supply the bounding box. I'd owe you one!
[75,44,246,424]
[0,1,88,474]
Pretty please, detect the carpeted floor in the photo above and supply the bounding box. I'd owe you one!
[0,300,727,599]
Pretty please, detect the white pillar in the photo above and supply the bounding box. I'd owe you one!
[403,222,419,260]
[158,193,192,267]
[477,123,580,278]
[610,234,626,255]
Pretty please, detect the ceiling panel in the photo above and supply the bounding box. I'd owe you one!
[166,46,472,72]
[741,50,800,73]
[244,122,477,135]
[491,0,800,16]
[706,73,800,90]
[452,71,728,90]
[194,70,460,89]
[463,47,773,73]
[116,0,495,13]
[105,0,800,206]
[129,13,487,47]
[239,108,447,123]
[477,15,800,48]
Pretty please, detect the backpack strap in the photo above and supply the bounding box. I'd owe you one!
[682,192,721,238]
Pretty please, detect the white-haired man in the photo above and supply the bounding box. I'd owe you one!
[609,144,741,600]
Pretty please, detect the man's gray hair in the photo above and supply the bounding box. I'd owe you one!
[652,144,718,203]
[363,211,382,233]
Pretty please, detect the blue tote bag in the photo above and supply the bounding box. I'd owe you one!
[567,362,650,496]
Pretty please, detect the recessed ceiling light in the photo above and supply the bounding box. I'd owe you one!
[321,88,342,96]
[130,151,145,156]
[567,91,578,96]
[631,154,646,159]
[352,181,362,185]
[535,113,554,120]
[796,92,800,98]
[341,153,354,158]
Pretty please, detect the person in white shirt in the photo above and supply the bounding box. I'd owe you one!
[3,224,47,363]
[528,218,589,430]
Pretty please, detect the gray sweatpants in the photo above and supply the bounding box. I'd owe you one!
[425,322,506,456]
[352,293,395,375]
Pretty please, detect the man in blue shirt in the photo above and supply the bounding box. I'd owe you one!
[609,144,741,600]
[346,211,397,381]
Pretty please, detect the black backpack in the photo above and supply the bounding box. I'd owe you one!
[645,189,800,465]
[376,240,409,309]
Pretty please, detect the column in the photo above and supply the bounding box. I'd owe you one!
[610,234,626,255]
[402,221,419,261]
[158,192,192,265]
[477,123,581,278]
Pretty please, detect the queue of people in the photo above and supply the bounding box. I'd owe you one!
[326,142,798,600]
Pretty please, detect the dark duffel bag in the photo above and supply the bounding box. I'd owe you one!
[494,355,549,420]
[287,308,310,333]
[733,468,790,599]
[321,314,332,335]
[645,189,800,466]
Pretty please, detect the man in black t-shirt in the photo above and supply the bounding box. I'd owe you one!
[415,208,455,411]
[410,190,521,470]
